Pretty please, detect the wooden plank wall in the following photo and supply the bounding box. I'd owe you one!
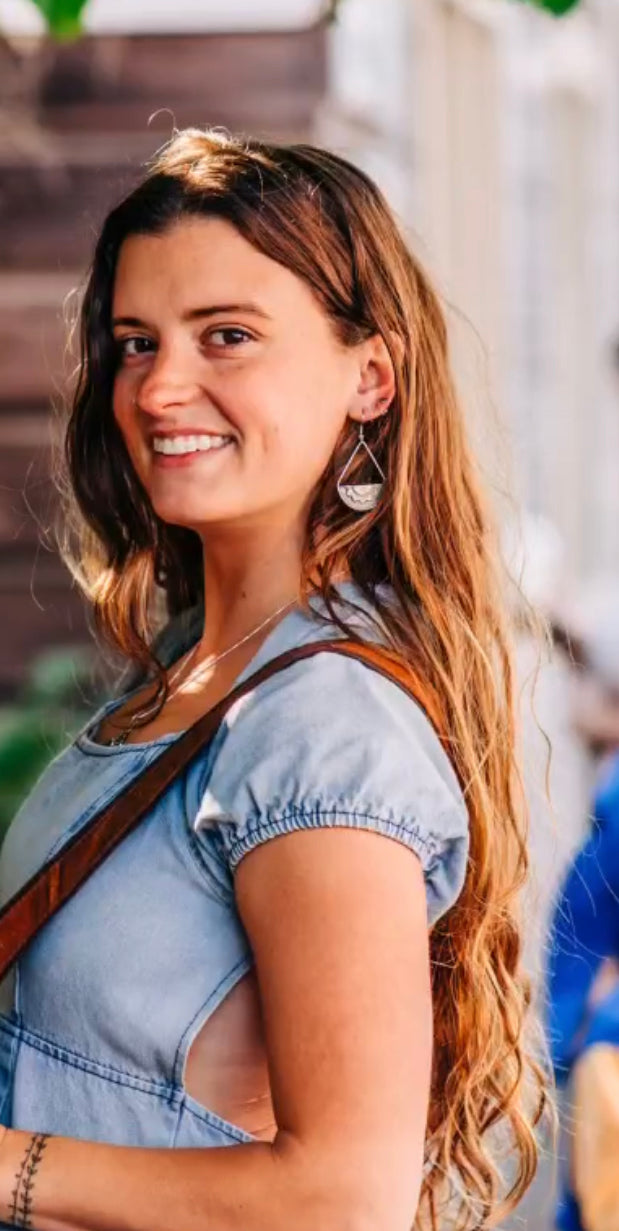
[0,25,327,698]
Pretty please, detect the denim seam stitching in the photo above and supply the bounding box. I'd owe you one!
[0,1018,255,1143]
[183,821,232,908]
[170,953,252,1093]
[179,1093,256,1144]
[183,721,235,904]
[13,1022,171,1097]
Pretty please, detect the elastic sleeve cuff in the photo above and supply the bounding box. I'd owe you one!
[194,801,467,925]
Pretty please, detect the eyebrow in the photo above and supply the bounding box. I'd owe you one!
[111,303,272,329]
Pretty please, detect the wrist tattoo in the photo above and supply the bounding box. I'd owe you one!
[9,1133,50,1228]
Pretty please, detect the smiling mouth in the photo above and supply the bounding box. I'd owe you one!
[152,433,233,457]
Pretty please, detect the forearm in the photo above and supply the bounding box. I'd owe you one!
[0,1128,343,1231]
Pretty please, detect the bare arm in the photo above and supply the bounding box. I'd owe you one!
[0,828,432,1231]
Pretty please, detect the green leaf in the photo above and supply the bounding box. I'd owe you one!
[23,646,93,705]
[0,645,97,845]
[28,0,89,39]
[524,0,581,13]
[0,707,85,842]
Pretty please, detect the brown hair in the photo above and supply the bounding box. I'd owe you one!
[63,128,547,1228]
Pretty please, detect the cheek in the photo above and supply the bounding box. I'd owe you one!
[255,355,345,444]
[257,398,317,457]
[259,398,342,490]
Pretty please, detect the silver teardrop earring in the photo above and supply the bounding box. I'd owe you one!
[337,417,386,513]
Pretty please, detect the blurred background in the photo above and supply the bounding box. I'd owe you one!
[1,0,618,1225]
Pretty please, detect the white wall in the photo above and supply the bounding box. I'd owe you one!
[0,0,324,34]
[324,0,619,582]
[502,4,619,582]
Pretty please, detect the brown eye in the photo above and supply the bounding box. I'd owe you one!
[116,336,154,359]
[208,328,253,348]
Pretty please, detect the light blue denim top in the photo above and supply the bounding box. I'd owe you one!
[0,584,468,1149]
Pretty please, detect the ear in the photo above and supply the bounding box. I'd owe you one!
[348,333,396,424]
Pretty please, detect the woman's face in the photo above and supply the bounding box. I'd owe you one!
[111,217,368,535]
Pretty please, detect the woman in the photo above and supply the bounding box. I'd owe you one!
[0,129,544,1230]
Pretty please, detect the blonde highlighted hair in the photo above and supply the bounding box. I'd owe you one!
[63,128,548,1228]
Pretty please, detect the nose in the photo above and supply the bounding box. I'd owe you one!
[135,343,201,416]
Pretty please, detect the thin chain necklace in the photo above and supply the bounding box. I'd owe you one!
[107,598,296,746]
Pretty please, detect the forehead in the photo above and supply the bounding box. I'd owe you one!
[112,216,315,318]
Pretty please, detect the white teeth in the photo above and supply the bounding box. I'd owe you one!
[152,434,231,456]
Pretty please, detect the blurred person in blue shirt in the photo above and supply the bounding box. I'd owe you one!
[547,580,619,1231]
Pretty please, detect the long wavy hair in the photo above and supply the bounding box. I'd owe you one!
[62,128,548,1228]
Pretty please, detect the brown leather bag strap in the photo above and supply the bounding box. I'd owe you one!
[0,639,441,980]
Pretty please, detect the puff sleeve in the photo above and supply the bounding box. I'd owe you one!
[193,650,469,925]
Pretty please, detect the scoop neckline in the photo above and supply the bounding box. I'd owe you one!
[74,582,384,757]
[75,689,186,756]
[75,602,314,757]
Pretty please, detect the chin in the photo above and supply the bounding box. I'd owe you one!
[151,496,244,531]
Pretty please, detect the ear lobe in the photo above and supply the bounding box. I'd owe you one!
[349,398,391,428]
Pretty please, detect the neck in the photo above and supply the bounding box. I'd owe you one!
[197,517,305,657]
